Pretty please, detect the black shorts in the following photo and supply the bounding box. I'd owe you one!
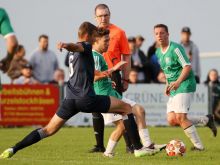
[56,95,111,120]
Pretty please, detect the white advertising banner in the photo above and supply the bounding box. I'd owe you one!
[65,84,208,126]
[124,84,208,126]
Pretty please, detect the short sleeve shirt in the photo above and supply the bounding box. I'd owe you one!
[66,42,96,99]
[0,8,14,37]
[103,24,130,69]
[93,50,121,99]
[156,41,196,96]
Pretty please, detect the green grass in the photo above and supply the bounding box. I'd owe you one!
[0,127,219,165]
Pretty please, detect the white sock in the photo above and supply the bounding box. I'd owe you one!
[138,128,152,147]
[184,125,204,149]
[189,116,209,126]
[104,139,118,154]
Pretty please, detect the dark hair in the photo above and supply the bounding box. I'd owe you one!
[204,69,219,85]
[78,22,97,39]
[95,4,111,15]
[16,45,24,53]
[96,28,110,38]
[39,34,48,41]
[154,24,169,33]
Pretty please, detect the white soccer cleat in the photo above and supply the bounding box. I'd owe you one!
[0,148,14,159]
[134,147,155,157]
[103,152,114,158]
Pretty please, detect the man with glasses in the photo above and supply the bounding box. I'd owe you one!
[90,4,139,153]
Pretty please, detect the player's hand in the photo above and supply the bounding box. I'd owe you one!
[167,81,180,92]
[111,81,116,89]
[57,42,67,52]
[164,85,170,96]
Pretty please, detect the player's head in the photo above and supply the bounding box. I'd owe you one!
[154,24,169,46]
[78,22,98,43]
[39,34,49,51]
[181,26,191,43]
[93,28,110,53]
[94,4,110,28]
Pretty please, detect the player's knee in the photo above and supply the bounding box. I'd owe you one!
[176,116,188,125]
[167,118,177,126]
[134,104,145,116]
[123,103,132,115]
[42,127,57,136]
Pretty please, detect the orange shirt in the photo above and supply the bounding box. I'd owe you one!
[103,24,130,69]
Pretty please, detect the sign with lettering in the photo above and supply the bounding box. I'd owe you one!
[0,85,60,126]
[123,84,208,126]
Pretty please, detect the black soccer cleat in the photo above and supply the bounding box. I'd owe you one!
[126,145,134,154]
[89,145,105,153]
[206,114,217,137]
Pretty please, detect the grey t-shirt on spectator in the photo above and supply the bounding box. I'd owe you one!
[30,49,59,83]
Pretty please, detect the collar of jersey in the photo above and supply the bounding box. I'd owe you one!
[92,49,103,56]
[161,41,171,55]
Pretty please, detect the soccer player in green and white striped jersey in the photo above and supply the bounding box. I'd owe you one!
[154,24,217,151]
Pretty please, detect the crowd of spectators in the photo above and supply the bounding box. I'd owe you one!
[1,28,219,87]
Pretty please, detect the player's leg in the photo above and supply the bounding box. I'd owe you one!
[107,96,156,156]
[127,101,166,151]
[0,114,66,159]
[176,113,204,150]
[89,112,105,153]
[174,93,204,150]
[189,114,217,137]
[104,119,125,157]
[0,99,77,159]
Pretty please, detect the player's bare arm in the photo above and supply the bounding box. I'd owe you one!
[121,54,131,92]
[57,42,84,52]
[94,70,110,81]
[167,65,192,91]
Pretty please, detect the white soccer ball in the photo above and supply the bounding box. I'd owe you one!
[165,139,186,156]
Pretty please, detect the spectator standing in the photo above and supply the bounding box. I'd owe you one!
[7,45,28,81]
[135,35,145,56]
[129,37,152,83]
[180,27,201,83]
[30,34,59,83]
[13,63,39,84]
[204,69,220,85]
[146,42,160,82]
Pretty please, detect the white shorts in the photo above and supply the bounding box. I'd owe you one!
[167,93,194,114]
[102,97,136,125]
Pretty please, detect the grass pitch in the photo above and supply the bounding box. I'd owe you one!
[0,127,219,165]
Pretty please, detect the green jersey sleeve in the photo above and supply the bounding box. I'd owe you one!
[0,8,14,37]
[174,45,191,67]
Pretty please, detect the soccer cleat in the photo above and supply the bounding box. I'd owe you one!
[126,145,134,154]
[89,145,105,153]
[191,146,205,151]
[152,144,167,151]
[206,114,217,137]
[134,147,156,157]
[0,148,14,159]
[103,152,114,158]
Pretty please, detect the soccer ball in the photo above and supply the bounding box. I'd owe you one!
[165,139,186,156]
